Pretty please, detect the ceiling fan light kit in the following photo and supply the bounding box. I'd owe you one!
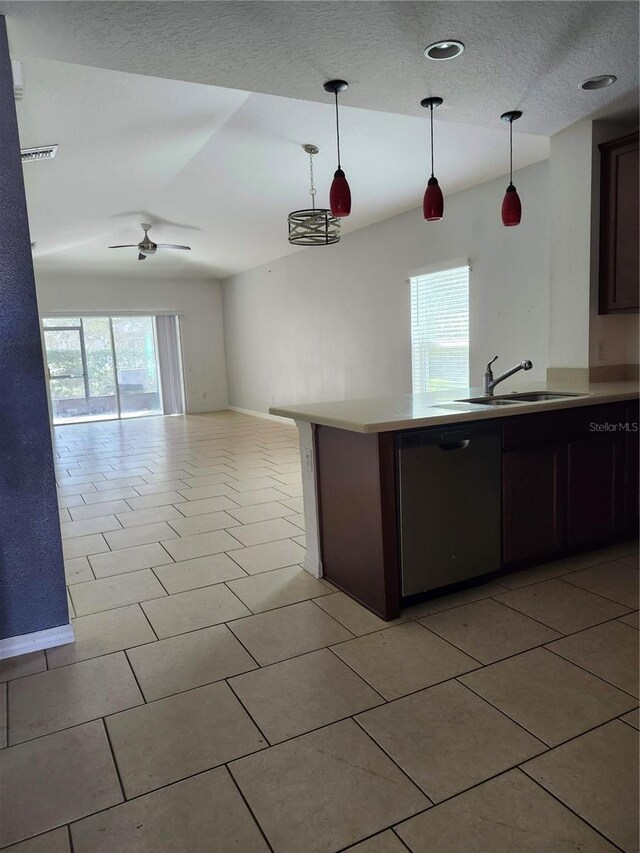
[108,223,191,260]
[138,223,157,257]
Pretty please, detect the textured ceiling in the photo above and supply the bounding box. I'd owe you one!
[1,1,638,136]
[4,1,636,279]
[17,59,548,279]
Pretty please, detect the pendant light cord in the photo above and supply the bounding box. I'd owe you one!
[430,104,435,178]
[509,118,513,184]
[334,91,342,169]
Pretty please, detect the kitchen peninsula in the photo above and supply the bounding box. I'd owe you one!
[272,381,639,620]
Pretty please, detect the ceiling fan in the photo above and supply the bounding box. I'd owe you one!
[108,223,191,261]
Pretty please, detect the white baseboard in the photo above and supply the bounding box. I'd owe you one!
[227,405,294,425]
[303,555,323,578]
[0,623,75,661]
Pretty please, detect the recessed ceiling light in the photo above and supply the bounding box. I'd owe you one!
[424,40,465,61]
[580,75,617,90]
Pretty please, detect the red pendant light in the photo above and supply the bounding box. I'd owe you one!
[420,97,444,221]
[500,110,523,226]
[324,80,351,217]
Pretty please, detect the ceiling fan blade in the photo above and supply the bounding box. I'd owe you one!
[156,244,191,251]
[110,211,202,232]
[108,244,137,249]
[138,253,147,261]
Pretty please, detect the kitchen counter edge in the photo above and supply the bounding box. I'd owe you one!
[269,382,640,434]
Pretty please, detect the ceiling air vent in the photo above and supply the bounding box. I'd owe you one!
[21,145,58,163]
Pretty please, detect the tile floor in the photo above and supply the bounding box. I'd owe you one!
[0,410,638,852]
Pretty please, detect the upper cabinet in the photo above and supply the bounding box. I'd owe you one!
[598,131,639,314]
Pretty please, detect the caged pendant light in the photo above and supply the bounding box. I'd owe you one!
[421,97,444,221]
[323,80,352,217]
[288,144,341,246]
[500,110,523,226]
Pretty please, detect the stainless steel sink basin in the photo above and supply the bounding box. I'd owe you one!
[458,391,587,406]
[501,392,587,402]
[458,397,519,406]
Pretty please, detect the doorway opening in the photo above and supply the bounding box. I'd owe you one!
[42,314,184,424]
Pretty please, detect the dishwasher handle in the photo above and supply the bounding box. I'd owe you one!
[398,421,501,450]
[438,440,470,451]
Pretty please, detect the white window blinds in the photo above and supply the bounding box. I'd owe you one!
[410,265,470,393]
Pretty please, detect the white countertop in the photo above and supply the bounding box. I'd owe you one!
[270,380,639,433]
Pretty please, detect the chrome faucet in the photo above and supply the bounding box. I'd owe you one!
[483,356,533,395]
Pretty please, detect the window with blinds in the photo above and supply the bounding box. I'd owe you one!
[410,265,470,392]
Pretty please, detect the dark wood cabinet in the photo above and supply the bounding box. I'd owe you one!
[502,412,569,565]
[316,425,400,620]
[503,444,567,564]
[567,434,624,549]
[599,131,639,313]
[502,402,635,567]
[565,405,625,549]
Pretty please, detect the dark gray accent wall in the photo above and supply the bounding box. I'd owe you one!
[0,16,68,640]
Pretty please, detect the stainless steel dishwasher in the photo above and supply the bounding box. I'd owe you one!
[397,420,502,596]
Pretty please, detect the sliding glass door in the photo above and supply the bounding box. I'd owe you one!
[43,317,118,422]
[42,315,167,424]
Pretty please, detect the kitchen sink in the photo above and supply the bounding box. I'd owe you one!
[458,397,519,406]
[458,391,587,406]
[501,392,587,402]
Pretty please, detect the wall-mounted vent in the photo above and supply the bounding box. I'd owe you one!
[21,145,58,163]
[12,60,24,99]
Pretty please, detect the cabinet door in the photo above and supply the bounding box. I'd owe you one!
[599,132,639,313]
[503,444,567,565]
[567,432,625,549]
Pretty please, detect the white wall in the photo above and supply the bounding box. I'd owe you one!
[548,119,593,370]
[34,274,228,413]
[222,160,550,413]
